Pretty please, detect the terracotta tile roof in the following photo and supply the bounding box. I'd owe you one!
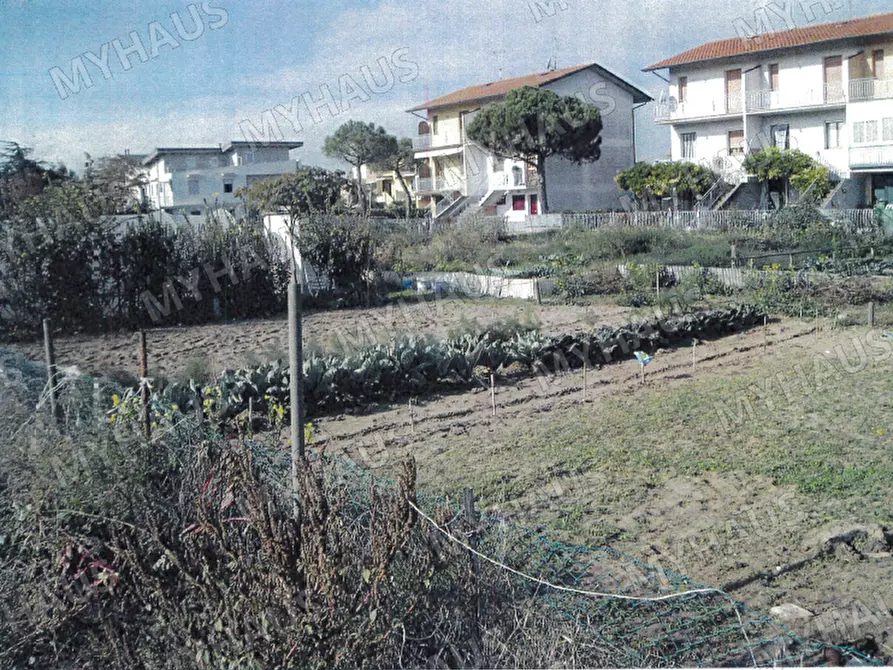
[645,11,893,71]
[408,62,651,112]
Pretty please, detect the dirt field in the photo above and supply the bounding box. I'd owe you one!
[10,298,893,655]
[307,318,893,653]
[9,297,634,381]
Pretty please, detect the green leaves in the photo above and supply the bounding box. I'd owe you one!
[615,161,716,205]
[742,148,833,202]
[467,87,603,166]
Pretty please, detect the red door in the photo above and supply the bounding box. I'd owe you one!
[529,194,539,215]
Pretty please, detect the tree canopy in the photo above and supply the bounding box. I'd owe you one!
[323,121,393,214]
[465,86,603,213]
[615,162,717,209]
[743,147,832,203]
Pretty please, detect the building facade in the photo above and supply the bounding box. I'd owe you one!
[645,11,893,209]
[407,62,652,221]
[142,141,302,213]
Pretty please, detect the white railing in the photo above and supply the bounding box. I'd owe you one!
[850,146,893,169]
[411,131,464,152]
[746,84,846,112]
[654,94,744,121]
[415,176,460,194]
[850,77,893,102]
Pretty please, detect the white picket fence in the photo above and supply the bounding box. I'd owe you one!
[481,209,879,235]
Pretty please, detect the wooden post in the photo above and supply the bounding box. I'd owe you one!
[42,319,61,426]
[582,361,588,400]
[640,363,646,385]
[534,278,542,305]
[139,331,151,439]
[195,390,203,425]
[289,280,305,518]
[763,316,769,351]
[730,244,737,268]
[656,267,661,298]
[409,398,415,434]
[489,371,496,417]
[463,488,483,666]
[869,302,876,328]
[692,339,697,373]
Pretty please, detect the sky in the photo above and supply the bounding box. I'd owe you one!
[0,0,886,173]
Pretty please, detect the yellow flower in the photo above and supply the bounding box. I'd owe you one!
[112,394,121,407]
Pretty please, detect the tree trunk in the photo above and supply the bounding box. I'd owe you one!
[536,155,548,214]
[395,168,411,220]
[354,167,366,216]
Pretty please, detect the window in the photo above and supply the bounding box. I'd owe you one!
[223,180,234,194]
[770,124,790,150]
[512,194,526,211]
[218,155,231,168]
[678,76,688,103]
[529,194,538,215]
[884,118,893,142]
[243,151,255,165]
[681,132,696,159]
[769,63,780,92]
[728,129,745,155]
[188,176,200,196]
[825,121,844,149]
[872,50,885,79]
[432,115,439,136]
[854,121,879,144]
[382,179,392,196]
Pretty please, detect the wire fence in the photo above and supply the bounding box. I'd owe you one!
[3,348,886,668]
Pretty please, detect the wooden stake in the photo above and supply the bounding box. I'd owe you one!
[289,279,305,518]
[490,371,496,417]
[42,318,60,427]
[463,488,483,665]
[139,331,151,439]
[656,267,661,298]
[582,362,588,400]
[869,301,876,328]
[409,398,415,434]
[641,364,646,385]
[692,339,697,373]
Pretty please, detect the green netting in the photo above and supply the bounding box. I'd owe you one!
[234,437,878,668]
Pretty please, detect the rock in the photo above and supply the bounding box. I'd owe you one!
[770,603,815,622]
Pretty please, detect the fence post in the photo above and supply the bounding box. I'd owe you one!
[139,331,151,439]
[730,244,737,268]
[463,487,483,666]
[42,319,61,427]
[289,278,306,518]
[869,301,876,328]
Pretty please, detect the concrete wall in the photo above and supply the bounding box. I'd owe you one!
[543,67,640,211]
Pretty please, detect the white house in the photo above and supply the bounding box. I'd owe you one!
[644,11,893,209]
[142,141,302,214]
[406,62,652,222]
[356,164,417,211]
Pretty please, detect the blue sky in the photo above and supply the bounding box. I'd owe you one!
[0,0,886,172]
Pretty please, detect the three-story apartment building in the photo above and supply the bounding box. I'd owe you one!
[645,11,893,209]
[142,141,302,214]
[407,63,652,221]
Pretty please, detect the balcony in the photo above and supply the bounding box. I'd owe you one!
[745,84,846,113]
[850,77,893,102]
[654,94,743,122]
[850,145,893,170]
[488,169,538,190]
[412,131,464,153]
[415,176,464,195]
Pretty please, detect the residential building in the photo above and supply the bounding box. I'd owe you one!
[645,11,893,209]
[142,141,302,213]
[357,164,417,210]
[407,63,652,221]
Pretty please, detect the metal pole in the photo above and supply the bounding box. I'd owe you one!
[42,319,61,426]
[139,331,151,439]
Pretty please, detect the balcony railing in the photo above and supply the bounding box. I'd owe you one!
[850,145,893,169]
[654,94,743,121]
[850,77,893,102]
[746,84,846,112]
[415,176,463,194]
[411,131,464,152]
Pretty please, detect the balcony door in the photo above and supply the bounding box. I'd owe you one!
[725,69,742,113]
[824,56,843,102]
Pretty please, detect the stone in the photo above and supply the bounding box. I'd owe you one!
[770,603,815,622]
